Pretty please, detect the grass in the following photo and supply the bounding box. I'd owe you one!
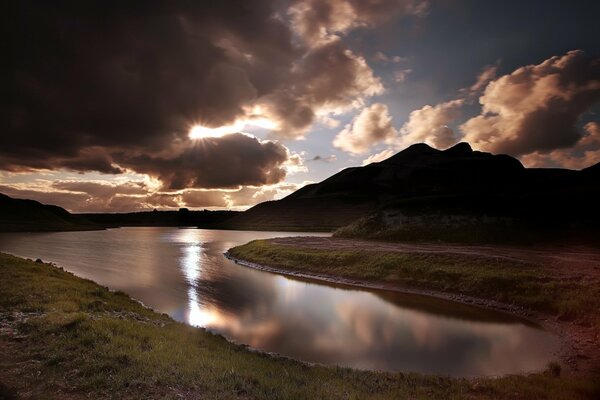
[229,240,600,329]
[1,252,599,399]
[333,213,600,246]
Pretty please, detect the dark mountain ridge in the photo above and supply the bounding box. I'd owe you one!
[223,142,600,231]
[0,193,99,232]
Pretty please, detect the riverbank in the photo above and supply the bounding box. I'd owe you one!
[1,252,599,399]
[228,237,600,378]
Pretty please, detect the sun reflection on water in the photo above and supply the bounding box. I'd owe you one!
[180,241,222,327]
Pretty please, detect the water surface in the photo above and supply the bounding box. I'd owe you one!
[0,227,559,376]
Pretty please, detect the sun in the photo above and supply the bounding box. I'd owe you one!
[188,121,244,139]
[188,116,278,140]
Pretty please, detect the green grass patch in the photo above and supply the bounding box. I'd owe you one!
[229,240,600,329]
[1,252,599,399]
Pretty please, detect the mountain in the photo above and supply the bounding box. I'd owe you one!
[0,193,99,232]
[222,143,600,232]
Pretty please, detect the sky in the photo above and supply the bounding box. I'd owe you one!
[3,0,600,212]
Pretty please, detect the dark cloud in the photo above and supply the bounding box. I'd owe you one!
[3,0,297,185]
[308,155,337,162]
[289,0,428,45]
[6,1,291,145]
[521,122,600,169]
[2,0,386,187]
[114,133,289,190]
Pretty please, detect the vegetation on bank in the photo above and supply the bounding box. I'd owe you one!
[229,240,600,329]
[333,212,600,245]
[1,253,599,399]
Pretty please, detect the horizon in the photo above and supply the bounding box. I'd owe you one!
[3,0,600,213]
[2,140,598,214]
[2,3,600,397]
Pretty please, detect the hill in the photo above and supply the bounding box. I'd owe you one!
[0,193,99,232]
[222,143,600,234]
[81,209,239,228]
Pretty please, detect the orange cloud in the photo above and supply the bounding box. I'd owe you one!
[333,103,397,154]
[399,99,464,149]
[461,50,600,156]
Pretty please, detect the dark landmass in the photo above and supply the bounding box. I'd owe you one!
[2,252,599,399]
[3,142,599,238]
[223,143,600,239]
[80,208,239,229]
[0,193,99,232]
[0,193,239,232]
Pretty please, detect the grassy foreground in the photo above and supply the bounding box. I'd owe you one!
[229,240,600,330]
[1,253,599,399]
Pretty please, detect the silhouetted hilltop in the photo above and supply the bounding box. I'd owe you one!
[0,193,99,232]
[81,209,239,228]
[223,143,600,232]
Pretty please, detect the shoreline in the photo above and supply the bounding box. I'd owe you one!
[224,251,599,377]
[2,252,600,399]
[5,252,548,379]
[4,250,571,379]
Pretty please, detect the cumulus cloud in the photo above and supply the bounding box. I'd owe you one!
[461,50,600,155]
[259,41,384,138]
[362,149,395,165]
[333,103,397,153]
[399,99,464,149]
[2,0,385,188]
[462,64,499,96]
[3,1,300,181]
[113,133,291,190]
[520,122,600,169]
[289,0,428,46]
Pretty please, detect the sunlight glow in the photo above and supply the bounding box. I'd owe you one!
[189,121,245,139]
[188,116,277,139]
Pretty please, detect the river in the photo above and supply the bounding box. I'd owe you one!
[0,227,559,376]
